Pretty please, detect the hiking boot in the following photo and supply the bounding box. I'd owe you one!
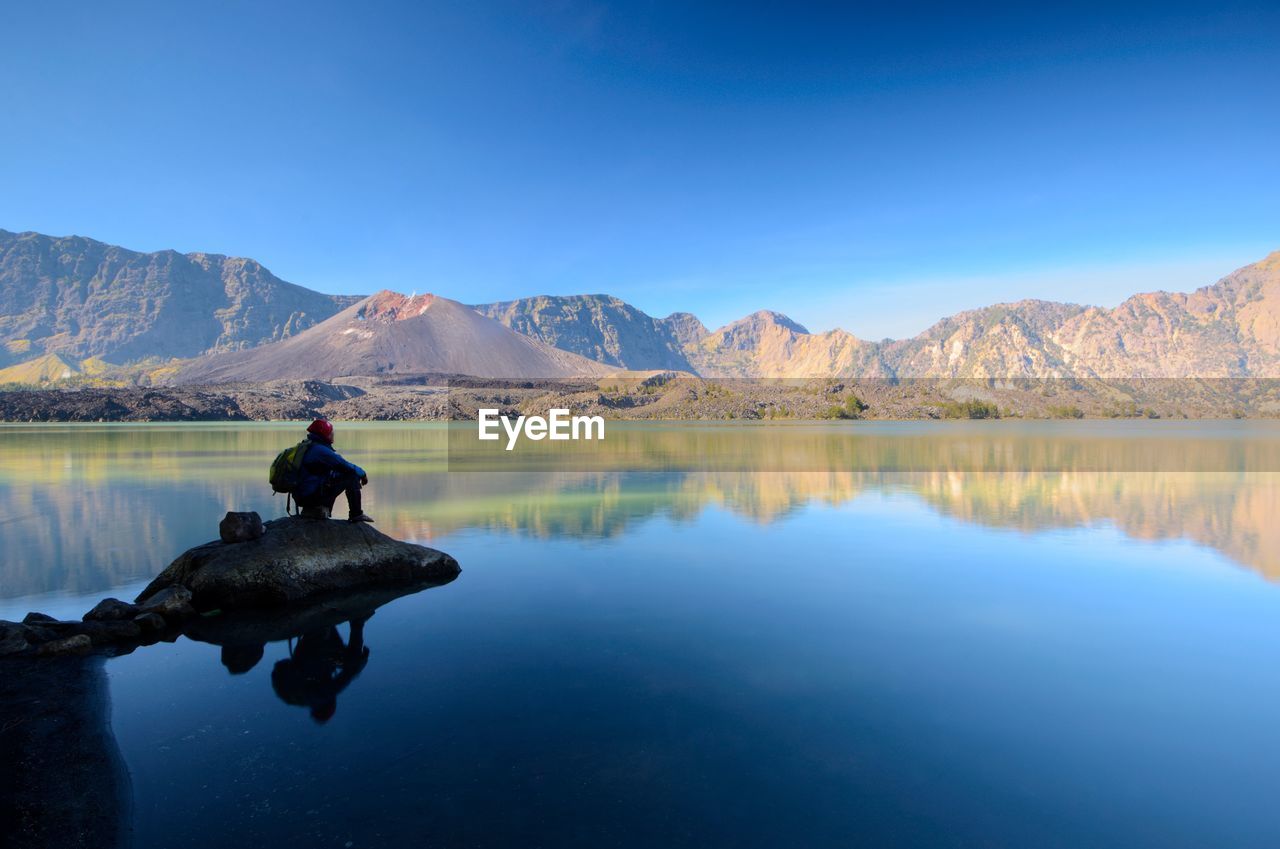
[300,505,329,520]
[348,512,375,524]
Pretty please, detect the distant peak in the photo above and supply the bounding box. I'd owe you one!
[738,310,809,335]
[356,290,440,321]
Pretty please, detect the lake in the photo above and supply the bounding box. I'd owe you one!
[4,421,1280,847]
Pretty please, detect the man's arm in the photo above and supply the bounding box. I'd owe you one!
[312,443,366,479]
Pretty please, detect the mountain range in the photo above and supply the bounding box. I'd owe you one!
[0,229,357,368]
[2,228,1279,381]
[478,250,1280,379]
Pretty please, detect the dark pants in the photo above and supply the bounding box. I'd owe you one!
[297,473,362,516]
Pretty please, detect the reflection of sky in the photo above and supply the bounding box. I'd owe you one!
[99,491,1280,848]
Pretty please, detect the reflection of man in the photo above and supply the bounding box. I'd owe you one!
[270,618,371,724]
[220,644,265,675]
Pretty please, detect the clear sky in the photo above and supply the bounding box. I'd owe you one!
[1,1,1277,338]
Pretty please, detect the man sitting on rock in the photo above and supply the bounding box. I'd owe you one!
[295,419,375,523]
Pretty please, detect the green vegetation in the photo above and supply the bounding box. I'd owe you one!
[939,400,1000,419]
[820,394,868,420]
[1047,405,1085,419]
[1104,401,1141,418]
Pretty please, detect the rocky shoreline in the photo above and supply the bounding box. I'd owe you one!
[0,512,459,849]
[0,511,460,659]
[2,375,1279,421]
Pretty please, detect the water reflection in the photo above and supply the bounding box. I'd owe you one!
[182,581,451,721]
[2,423,1280,602]
[270,619,369,723]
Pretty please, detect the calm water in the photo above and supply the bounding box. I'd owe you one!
[4,422,1280,847]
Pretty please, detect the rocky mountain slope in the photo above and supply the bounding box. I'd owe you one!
[691,250,1280,378]
[0,229,358,367]
[172,291,615,383]
[473,294,705,371]
[0,352,82,384]
[684,310,889,378]
[473,252,1280,378]
[3,228,1279,381]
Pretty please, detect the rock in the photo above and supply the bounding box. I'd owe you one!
[136,515,461,610]
[23,624,58,643]
[133,612,167,633]
[79,621,142,645]
[136,586,197,623]
[183,582,453,651]
[36,634,93,656]
[219,511,264,544]
[0,621,31,656]
[22,611,56,624]
[83,598,140,622]
[29,619,142,646]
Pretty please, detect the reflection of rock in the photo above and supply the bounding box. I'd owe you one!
[271,622,369,724]
[185,580,453,723]
[137,516,460,610]
[0,657,131,848]
[182,580,453,649]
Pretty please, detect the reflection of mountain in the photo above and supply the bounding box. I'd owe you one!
[373,469,1280,579]
[904,471,1280,580]
[3,424,1280,600]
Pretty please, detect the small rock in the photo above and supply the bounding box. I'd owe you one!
[24,625,57,642]
[0,621,30,656]
[133,612,167,632]
[138,585,197,622]
[37,634,93,656]
[22,611,56,624]
[84,597,140,622]
[33,618,142,645]
[79,620,143,644]
[219,511,264,544]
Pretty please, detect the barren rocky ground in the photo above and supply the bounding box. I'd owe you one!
[3,375,1278,422]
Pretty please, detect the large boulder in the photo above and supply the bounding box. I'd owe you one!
[135,516,460,610]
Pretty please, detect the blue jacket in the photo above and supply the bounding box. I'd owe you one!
[295,434,366,499]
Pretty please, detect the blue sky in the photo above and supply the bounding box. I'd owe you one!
[1,1,1277,338]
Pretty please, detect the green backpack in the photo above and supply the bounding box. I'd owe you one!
[269,440,311,494]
